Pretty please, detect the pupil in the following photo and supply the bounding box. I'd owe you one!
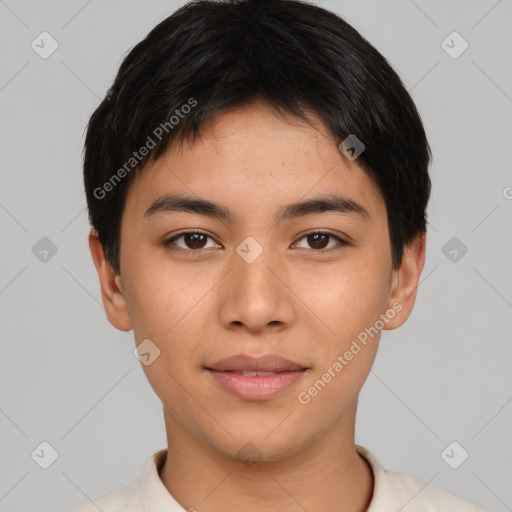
[188,234,205,249]
[310,233,327,249]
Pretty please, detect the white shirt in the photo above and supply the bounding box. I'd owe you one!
[71,445,488,511]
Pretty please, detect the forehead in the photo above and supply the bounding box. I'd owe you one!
[123,101,386,225]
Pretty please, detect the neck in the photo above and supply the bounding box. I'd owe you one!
[159,403,374,512]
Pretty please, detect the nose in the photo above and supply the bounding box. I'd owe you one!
[218,241,295,334]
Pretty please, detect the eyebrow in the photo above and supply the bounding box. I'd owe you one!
[143,193,371,223]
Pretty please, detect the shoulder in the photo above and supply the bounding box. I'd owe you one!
[70,480,140,512]
[69,449,169,512]
[383,468,488,511]
[356,445,489,511]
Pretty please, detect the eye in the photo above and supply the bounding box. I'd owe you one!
[163,229,351,256]
[163,230,220,254]
[293,231,351,255]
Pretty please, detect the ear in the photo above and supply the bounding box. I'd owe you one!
[88,228,132,331]
[383,231,426,330]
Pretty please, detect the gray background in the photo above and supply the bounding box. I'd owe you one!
[0,0,511,511]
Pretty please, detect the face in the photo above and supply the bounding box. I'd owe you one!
[90,100,425,462]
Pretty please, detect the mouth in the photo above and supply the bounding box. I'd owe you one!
[217,370,290,376]
[205,354,308,401]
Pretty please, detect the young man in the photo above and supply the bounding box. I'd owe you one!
[74,0,487,510]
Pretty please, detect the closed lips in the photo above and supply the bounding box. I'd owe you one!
[205,353,308,373]
[218,370,297,376]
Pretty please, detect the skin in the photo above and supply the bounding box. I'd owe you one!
[89,99,426,512]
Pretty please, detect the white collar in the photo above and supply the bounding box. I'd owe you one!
[126,445,484,511]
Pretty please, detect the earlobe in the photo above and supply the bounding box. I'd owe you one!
[383,232,426,331]
[88,229,132,332]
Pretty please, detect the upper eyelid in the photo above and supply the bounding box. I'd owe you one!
[164,230,220,249]
[293,232,349,250]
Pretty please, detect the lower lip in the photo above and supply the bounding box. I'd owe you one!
[206,369,306,401]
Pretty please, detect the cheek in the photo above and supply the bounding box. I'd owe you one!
[131,291,207,418]
[126,263,215,366]
[296,343,377,426]
[125,259,200,337]
[122,273,206,410]
[296,258,391,344]
[296,266,388,403]
[299,257,390,406]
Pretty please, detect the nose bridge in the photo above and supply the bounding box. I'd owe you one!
[234,234,281,298]
[220,234,293,331]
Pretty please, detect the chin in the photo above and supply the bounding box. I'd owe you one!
[205,427,308,465]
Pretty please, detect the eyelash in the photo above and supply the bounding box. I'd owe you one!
[162,230,351,257]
